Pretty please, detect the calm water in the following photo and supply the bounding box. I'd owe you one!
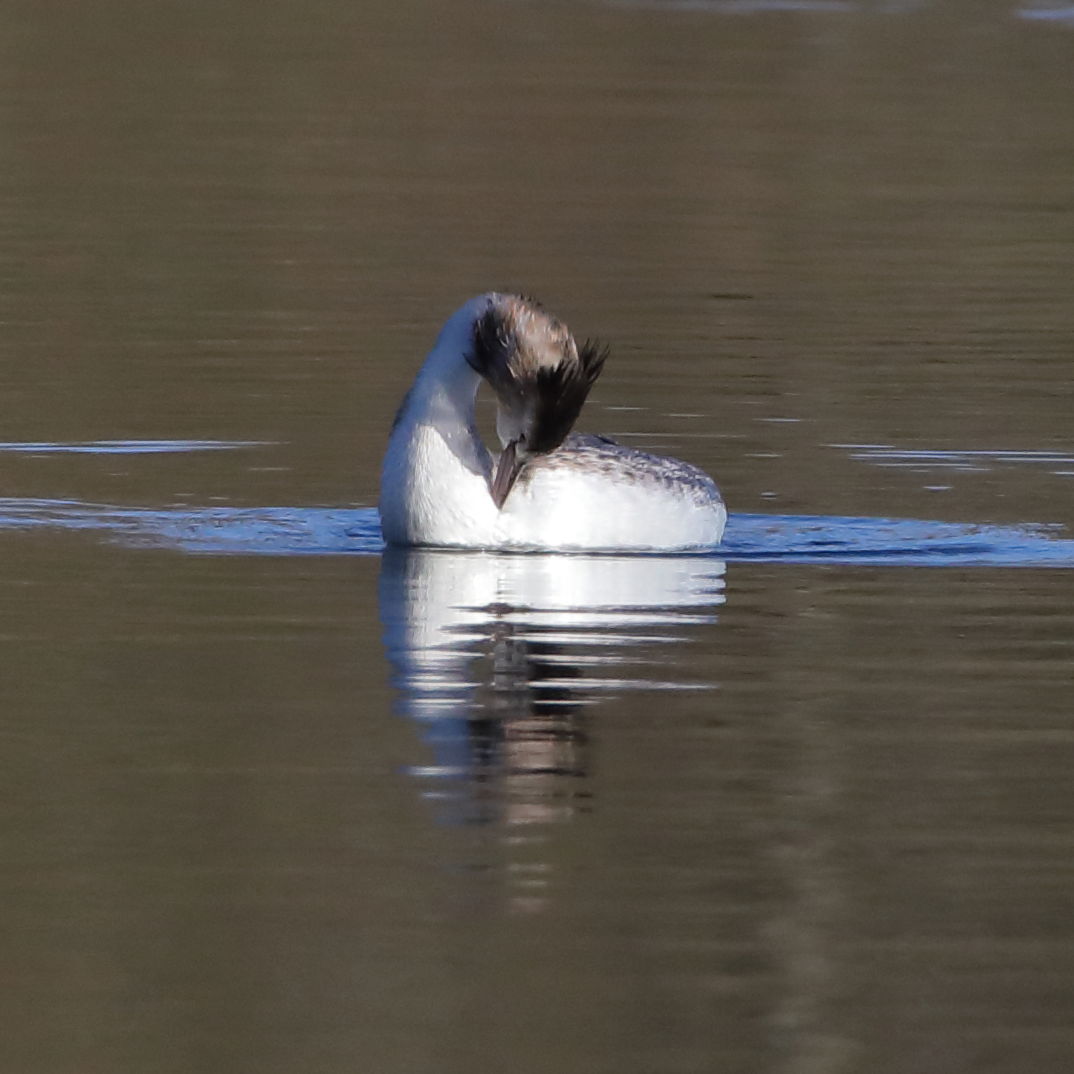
[3,2,1074,1072]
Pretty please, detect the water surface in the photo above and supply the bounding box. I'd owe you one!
[3,2,1074,1072]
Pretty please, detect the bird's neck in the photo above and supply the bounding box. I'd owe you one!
[389,344,491,481]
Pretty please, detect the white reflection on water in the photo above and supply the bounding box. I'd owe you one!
[378,549,726,833]
[835,443,1074,476]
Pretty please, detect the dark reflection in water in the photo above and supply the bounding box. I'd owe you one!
[379,549,725,843]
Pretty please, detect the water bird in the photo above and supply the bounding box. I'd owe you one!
[379,293,726,551]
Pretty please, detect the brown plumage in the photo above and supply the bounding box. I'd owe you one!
[469,295,607,455]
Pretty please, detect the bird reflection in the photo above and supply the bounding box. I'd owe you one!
[464,620,591,828]
[379,549,727,839]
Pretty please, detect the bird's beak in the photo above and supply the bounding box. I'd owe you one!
[490,439,524,509]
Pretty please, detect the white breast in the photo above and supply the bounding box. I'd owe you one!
[495,436,726,551]
[379,419,498,549]
[381,425,726,552]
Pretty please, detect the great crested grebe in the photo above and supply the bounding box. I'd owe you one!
[379,293,726,551]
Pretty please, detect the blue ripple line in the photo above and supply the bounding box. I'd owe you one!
[0,499,382,555]
[1018,6,1074,23]
[0,439,273,454]
[722,513,1074,566]
[0,499,1071,565]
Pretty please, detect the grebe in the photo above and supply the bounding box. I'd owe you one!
[379,293,726,551]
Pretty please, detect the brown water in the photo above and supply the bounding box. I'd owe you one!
[3,2,1074,1072]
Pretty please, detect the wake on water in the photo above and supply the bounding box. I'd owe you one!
[0,498,1072,567]
[2,438,1071,566]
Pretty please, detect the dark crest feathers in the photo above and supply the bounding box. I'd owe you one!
[528,338,607,453]
[470,305,520,398]
[469,296,608,455]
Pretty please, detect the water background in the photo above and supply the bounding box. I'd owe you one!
[3,3,1074,1072]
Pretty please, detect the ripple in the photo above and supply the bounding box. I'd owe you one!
[0,499,377,554]
[608,0,854,11]
[0,439,272,455]
[1018,5,1074,24]
[0,497,1071,566]
[835,444,1074,477]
